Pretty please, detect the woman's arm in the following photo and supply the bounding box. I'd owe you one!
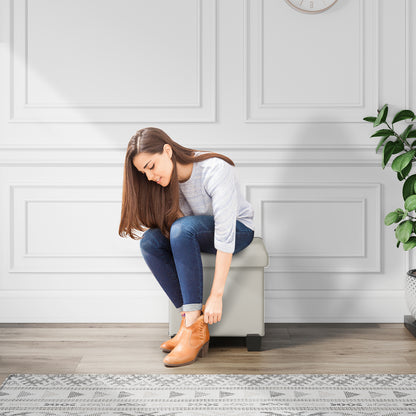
[203,250,233,325]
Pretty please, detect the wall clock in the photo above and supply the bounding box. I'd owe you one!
[285,0,338,14]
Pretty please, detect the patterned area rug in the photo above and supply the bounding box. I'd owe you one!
[1,374,416,415]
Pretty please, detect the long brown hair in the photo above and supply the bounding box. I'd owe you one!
[119,127,235,240]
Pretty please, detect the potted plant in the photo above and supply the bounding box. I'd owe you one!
[364,104,416,335]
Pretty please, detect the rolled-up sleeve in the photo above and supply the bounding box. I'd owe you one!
[204,161,238,253]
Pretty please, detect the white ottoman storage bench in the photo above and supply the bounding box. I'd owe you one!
[169,237,269,351]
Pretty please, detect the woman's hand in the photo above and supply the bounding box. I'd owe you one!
[204,293,223,325]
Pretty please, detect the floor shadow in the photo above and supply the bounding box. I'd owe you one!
[208,322,382,352]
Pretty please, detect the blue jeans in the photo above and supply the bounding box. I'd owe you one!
[140,215,254,312]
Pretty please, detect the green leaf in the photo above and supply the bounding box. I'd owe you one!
[395,220,413,243]
[385,211,400,225]
[392,109,415,124]
[398,161,412,180]
[407,130,416,139]
[405,195,416,211]
[403,175,416,200]
[382,141,396,168]
[403,236,416,251]
[374,104,388,127]
[363,116,377,123]
[402,125,414,140]
[397,240,401,248]
[404,162,413,177]
[371,129,395,138]
[392,140,404,154]
[396,209,406,223]
[376,136,388,153]
[391,150,416,172]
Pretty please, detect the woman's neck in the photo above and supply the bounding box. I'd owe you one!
[177,162,193,183]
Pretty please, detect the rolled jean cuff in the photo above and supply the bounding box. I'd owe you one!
[182,303,203,312]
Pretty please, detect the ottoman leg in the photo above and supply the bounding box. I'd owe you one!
[246,334,262,351]
[404,315,416,337]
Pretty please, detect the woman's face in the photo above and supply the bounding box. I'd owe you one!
[133,144,173,187]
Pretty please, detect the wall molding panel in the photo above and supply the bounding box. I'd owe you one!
[9,185,147,274]
[244,0,379,122]
[10,0,217,123]
[247,183,381,273]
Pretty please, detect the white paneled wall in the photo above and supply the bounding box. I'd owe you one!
[0,0,412,322]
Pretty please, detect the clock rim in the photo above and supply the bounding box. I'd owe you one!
[285,0,338,14]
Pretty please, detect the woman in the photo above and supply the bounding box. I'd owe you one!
[119,127,255,367]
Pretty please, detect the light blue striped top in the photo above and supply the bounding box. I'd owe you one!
[178,154,255,253]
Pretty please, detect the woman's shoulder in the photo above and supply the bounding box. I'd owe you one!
[197,157,235,189]
[195,153,232,170]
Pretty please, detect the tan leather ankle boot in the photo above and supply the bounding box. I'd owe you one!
[163,313,210,367]
[160,314,186,353]
[160,306,205,353]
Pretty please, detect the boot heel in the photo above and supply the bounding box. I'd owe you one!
[198,341,209,358]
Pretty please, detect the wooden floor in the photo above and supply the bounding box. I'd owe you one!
[0,323,415,386]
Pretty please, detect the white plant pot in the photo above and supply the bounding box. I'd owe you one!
[405,270,416,320]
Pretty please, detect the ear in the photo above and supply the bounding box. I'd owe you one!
[164,144,173,159]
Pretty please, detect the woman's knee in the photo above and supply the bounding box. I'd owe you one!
[140,228,164,253]
[170,217,194,242]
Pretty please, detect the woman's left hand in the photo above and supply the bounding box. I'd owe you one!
[204,293,223,325]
